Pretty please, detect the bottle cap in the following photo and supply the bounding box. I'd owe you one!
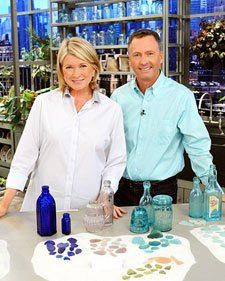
[63,212,70,218]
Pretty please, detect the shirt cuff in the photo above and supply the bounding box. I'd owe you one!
[6,171,28,192]
[101,175,119,194]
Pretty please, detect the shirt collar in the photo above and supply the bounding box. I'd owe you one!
[62,87,100,103]
[130,71,166,97]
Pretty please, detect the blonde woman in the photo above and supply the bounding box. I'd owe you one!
[0,37,126,218]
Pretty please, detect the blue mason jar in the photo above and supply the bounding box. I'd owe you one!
[36,185,57,236]
[152,195,173,232]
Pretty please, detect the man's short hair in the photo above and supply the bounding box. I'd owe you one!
[128,29,161,51]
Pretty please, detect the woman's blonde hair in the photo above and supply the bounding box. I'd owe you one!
[57,37,101,92]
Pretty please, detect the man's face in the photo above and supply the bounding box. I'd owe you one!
[128,36,163,85]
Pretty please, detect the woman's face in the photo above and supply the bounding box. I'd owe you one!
[62,54,96,93]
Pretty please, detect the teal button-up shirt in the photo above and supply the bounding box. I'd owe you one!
[111,72,213,183]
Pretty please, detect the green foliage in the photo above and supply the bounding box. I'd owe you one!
[0,85,57,128]
[191,18,225,68]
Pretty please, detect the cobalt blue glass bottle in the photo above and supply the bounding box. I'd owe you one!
[36,185,57,236]
[139,181,154,226]
[189,177,203,218]
[61,213,71,235]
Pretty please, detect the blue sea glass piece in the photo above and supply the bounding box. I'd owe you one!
[68,251,75,256]
[75,248,82,254]
[132,237,145,245]
[67,238,77,244]
[58,247,65,254]
[49,252,56,255]
[47,244,55,252]
[139,244,149,249]
[45,240,55,245]
[169,239,181,245]
[151,246,159,250]
[64,257,70,260]
[149,241,161,246]
[147,229,163,239]
[165,235,174,239]
[56,254,63,258]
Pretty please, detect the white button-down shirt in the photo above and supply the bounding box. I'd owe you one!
[6,89,126,211]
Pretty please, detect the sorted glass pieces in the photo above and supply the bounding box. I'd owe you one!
[63,257,70,261]
[44,240,55,246]
[132,237,145,245]
[90,239,102,244]
[159,270,166,274]
[122,276,131,280]
[49,252,56,255]
[164,265,171,270]
[94,250,106,255]
[155,264,162,269]
[127,269,136,275]
[75,248,82,254]
[139,244,149,250]
[136,268,145,271]
[150,246,159,250]
[44,236,82,261]
[147,229,163,239]
[144,264,152,269]
[46,244,55,252]
[116,247,127,254]
[67,251,75,256]
[134,274,143,278]
[143,271,152,275]
[169,239,182,245]
[67,238,77,244]
[149,241,161,246]
[58,247,65,254]
[165,235,174,240]
[145,249,153,253]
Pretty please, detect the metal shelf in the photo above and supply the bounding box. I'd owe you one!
[51,14,163,27]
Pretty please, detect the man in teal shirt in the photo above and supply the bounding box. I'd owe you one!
[111,29,214,207]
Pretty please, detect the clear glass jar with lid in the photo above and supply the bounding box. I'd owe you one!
[152,195,173,232]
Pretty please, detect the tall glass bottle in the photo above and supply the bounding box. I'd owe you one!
[99,180,114,226]
[189,177,203,218]
[36,185,57,236]
[203,165,222,221]
[140,0,149,15]
[139,181,154,226]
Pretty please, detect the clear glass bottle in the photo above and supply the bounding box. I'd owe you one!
[117,2,126,17]
[99,180,114,226]
[36,185,57,236]
[140,0,149,15]
[152,195,173,232]
[106,26,115,45]
[61,213,71,235]
[102,4,111,19]
[189,177,203,218]
[139,181,154,226]
[203,165,222,221]
[127,0,137,16]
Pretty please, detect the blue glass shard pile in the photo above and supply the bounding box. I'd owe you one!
[44,237,82,261]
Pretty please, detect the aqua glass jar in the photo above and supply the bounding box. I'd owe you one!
[152,195,173,232]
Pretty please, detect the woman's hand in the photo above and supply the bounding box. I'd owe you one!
[113,205,127,219]
[0,202,7,218]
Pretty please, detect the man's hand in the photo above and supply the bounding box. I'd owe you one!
[113,205,127,219]
[222,194,225,202]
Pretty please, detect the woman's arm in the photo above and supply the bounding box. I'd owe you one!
[0,188,18,217]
